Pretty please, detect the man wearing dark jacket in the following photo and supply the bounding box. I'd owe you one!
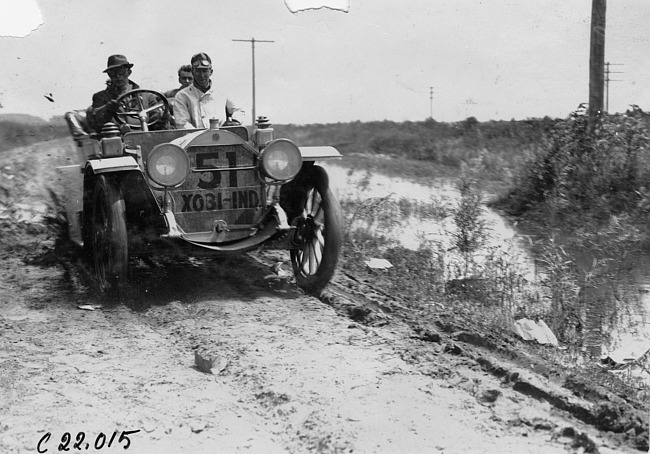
[86,54,141,132]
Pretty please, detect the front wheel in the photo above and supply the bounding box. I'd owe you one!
[91,175,128,293]
[290,166,342,294]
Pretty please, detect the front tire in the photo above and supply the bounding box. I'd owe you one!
[290,166,342,294]
[91,175,128,293]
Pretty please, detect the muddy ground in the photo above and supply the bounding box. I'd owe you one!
[0,138,647,453]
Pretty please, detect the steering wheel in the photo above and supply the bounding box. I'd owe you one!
[113,89,170,131]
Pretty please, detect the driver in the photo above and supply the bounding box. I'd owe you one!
[86,54,141,133]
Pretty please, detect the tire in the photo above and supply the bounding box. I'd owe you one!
[290,166,342,294]
[91,175,128,293]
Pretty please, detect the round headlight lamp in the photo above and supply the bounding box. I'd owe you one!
[146,143,190,187]
[260,139,302,182]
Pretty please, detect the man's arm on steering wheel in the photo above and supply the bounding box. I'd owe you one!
[86,94,119,132]
[112,89,171,131]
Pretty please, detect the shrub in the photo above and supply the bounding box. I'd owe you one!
[497,105,650,222]
[450,171,490,276]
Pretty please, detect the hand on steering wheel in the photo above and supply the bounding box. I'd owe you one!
[113,89,170,132]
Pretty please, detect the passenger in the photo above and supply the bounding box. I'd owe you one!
[86,54,140,132]
[163,65,193,129]
[174,52,238,129]
[164,65,193,99]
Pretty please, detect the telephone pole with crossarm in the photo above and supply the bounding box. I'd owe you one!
[604,62,623,113]
[233,37,275,128]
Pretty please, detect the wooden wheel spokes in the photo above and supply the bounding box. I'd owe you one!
[289,165,342,294]
[298,189,326,276]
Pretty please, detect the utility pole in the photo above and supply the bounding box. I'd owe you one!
[604,62,623,113]
[233,37,275,127]
[588,0,606,132]
[427,86,441,119]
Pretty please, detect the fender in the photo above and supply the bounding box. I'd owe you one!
[86,156,140,174]
[83,158,166,242]
[299,146,342,161]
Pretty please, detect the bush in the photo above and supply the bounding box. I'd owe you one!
[450,172,490,277]
[497,105,650,222]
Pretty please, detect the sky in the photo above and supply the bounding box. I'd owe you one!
[0,0,649,125]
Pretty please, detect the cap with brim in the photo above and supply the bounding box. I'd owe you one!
[191,52,212,69]
[103,54,134,73]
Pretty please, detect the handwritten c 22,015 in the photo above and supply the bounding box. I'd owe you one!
[37,429,141,452]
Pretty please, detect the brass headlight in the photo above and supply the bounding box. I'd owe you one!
[145,143,190,187]
[260,139,302,182]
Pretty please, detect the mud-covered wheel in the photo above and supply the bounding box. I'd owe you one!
[91,175,128,292]
[290,165,342,294]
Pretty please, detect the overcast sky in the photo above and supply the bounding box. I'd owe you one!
[1,0,649,125]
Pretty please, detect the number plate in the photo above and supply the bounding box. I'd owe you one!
[171,145,264,234]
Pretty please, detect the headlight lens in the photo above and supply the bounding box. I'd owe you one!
[146,143,190,187]
[260,139,302,181]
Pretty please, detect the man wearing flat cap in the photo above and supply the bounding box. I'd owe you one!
[174,52,239,129]
[86,54,142,132]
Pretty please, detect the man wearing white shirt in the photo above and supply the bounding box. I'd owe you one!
[174,52,237,129]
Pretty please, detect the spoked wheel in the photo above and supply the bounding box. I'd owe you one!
[91,176,128,293]
[290,165,342,294]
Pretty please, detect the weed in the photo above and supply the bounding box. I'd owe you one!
[535,235,582,339]
[450,170,490,277]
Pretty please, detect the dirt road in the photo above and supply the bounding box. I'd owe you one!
[0,139,643,453]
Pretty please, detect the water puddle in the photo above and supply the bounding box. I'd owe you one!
[323,161,650,373]
[324,162,535,279]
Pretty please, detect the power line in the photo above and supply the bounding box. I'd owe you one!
[232,38,275,127]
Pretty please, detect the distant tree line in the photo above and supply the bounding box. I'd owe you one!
[274,116,561,179]
[276,116,558,156]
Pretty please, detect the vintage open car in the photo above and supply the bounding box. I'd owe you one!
[61,89,342,294]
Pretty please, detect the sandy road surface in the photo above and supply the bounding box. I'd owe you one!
[0,138,641,453]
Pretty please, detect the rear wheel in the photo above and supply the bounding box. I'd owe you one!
[290,166,342,294]
[91,176,128,293]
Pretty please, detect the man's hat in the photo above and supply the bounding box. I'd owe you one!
[103,54,134,73]
[191,52,212,69]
